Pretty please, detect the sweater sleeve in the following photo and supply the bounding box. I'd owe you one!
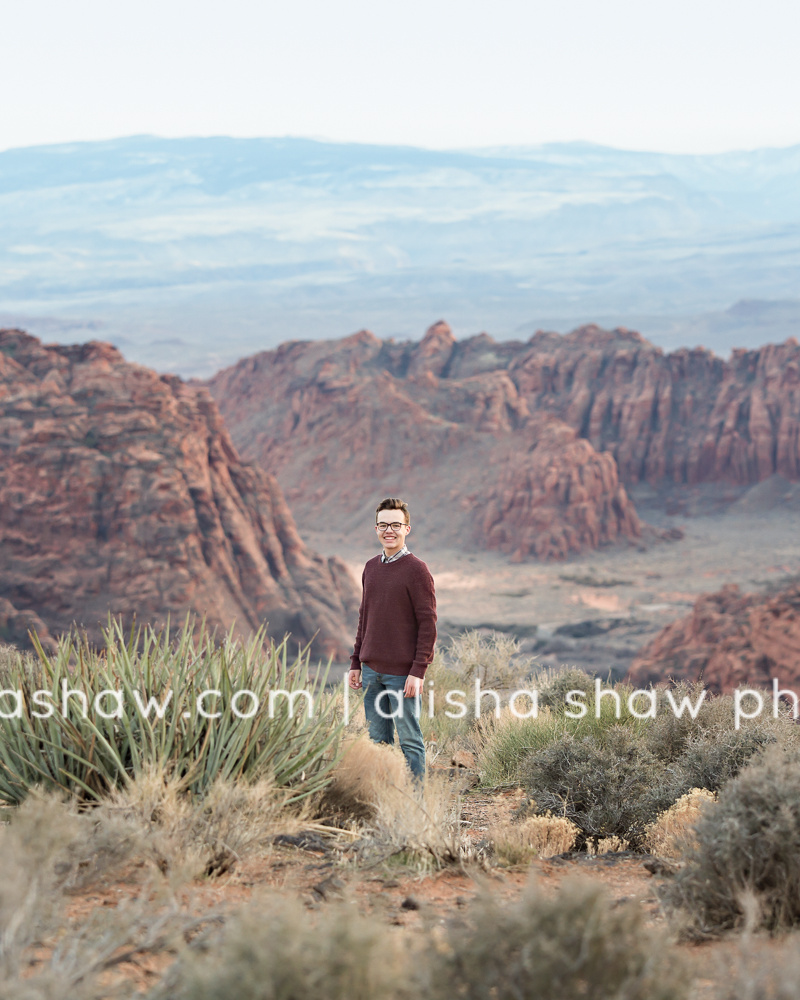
[409,561,437,678]
[349,567,366,672]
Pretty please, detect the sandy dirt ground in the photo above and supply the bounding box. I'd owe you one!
[55,783,733,998]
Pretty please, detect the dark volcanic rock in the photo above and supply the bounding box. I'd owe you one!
[628,583,800,692]
[0,329,359,657]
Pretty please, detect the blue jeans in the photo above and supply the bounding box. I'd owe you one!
[361,665,426,778]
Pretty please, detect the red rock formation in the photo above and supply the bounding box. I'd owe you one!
[0,598,55,653]
[0,330,359,657]
[208,322,641,558]
[628,583,800,692]
[209,322,800,545]
[509,326,800,486]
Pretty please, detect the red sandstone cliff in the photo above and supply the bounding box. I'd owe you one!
[0,330,359,657]
[208,322,641,559]
[208,322,800,547]
[628,583,800,692]
[509,325,800,485]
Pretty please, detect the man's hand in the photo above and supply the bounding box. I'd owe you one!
[348,669,362,690]
[403,675,423,698]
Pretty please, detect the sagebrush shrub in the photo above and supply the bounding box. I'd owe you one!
[519,728,682,849]
[536,666,595,710]
[433,877,690,1000]
[151,893,415,1000]
[661,746,800,937]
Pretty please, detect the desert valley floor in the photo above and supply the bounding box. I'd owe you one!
[304,477,800,679]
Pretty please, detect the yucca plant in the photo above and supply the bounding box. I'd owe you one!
[0,619,343,804]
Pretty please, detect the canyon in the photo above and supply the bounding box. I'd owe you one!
[207,320,800,553]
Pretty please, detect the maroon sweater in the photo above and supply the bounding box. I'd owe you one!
[350,553,437,678]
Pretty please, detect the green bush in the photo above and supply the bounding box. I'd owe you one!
[0,620,343,803]
[661,746,800,937]
[519,727,682,849]
[477,678,651,788]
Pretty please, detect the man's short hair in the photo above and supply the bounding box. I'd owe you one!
[376,497,410,525]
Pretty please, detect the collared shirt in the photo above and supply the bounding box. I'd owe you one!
[381,544,410,564]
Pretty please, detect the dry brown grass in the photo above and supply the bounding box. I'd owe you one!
[488,813,578,865]
[318,736,410,822]
[644,788,717,859]
[318,737,468,868]
[587,835,630,855]
[100,769,303,880]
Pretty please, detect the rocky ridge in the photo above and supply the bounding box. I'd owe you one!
[628,582,800,692]
[208,323,641,560]
[0,329,359,657]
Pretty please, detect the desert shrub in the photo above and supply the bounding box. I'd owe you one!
[675,725,778,791]
[519,728,684,849]
[0,619,343,804]
[661,747,800,937]
[477,684,651,788]
[432,877,690,1000]
[446,629,532,688]
[317,736,410,822]
[488,813,578,865]
[151,893,415,1000]
[419,649,476,754]
[703,934,800,1000]
[643,788,717,858]
[318,737,467,868]
[536,665,595,710]
[101,769,299,879]
[0,791,195,1000]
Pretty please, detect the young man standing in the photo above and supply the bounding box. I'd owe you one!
[348,498,437,778]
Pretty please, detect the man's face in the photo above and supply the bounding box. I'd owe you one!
[375,508,410,557]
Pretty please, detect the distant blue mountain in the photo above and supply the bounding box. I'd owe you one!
[1,136,799,376]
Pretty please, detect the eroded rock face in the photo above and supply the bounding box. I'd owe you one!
[209,322,800,561]
[0,330,359,657]
[628,584,800,692]
[208,322,641,559]
[508,326,800,486]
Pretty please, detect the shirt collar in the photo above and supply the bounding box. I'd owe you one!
[381,544,410,563]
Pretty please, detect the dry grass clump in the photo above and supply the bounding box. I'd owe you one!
[661,747,800,938]
[488,813,578,866]
[318,737,410,822]
[446,629,531,688]
[587,835,630,855]
[432,877,690,1000]
[318,737,468,868]
[101,769,300,880]
[643,788,717,859]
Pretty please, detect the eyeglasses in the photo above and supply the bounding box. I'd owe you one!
[376,522,408,533]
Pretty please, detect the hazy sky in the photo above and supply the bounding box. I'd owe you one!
[3,0,799,155]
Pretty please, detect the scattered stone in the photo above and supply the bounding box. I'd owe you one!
[273,831,330,854]
[451,750,476,769]
[311,876,346,900]
[643,858,680,877]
